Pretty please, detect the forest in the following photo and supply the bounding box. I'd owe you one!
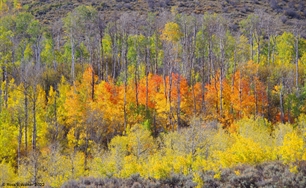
[1,0,306,187]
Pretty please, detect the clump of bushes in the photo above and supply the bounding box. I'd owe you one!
[62,174,196,188]
[62,161,306,187]
[199,161,306,187]
[285,8,300,19]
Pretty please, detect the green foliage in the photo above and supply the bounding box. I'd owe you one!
[276,32,295,64]
[41,37,54,65]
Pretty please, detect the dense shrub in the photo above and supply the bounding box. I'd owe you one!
[270,0,282,12]
[63,161,306,187]
[147,0,155,10]
[285,8,300,19]
[298,2,305,11]
[281,15,288,23]
[62,174,196,188]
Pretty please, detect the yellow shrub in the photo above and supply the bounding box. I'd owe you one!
[289,165,298,174]
[193,172,203,188]
[119,155,140,178]
[0,161,16,185]
[213,171,221,179]
[146,153,172,179]
[237,117,273,147]
[172,154,193,175]
[215,135,269,168]
[278,132,304,163]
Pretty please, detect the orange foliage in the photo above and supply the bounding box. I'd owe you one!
[64,66,267,132]
[205,70,267,127]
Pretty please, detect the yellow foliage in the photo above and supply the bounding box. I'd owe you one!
[69,152,86,179]
[146,153,172,179]
[67,128,77,149]
[120,155,140,178]
[213,171,221,180]
[215,135,270,168]
[193,172,203,188]
[160,22,183,43]
[289,165,298,174]
[36,85,48,148]
[0,161,16,185]
[274,123,294,146]
[90,154,116,178]
[39,148,72,187]
[279,131,303,163]
[234,170,241,176]
[126,124,156,158]
[236,117,273,147]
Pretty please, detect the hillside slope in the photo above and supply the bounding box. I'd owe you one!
[22,0,306,36]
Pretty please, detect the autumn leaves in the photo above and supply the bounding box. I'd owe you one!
[65,67,197,135]
[205,62,267,128]
[63,61,268,139]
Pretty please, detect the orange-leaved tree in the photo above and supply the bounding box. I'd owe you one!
[205,69,267,128]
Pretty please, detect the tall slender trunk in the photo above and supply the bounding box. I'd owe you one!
[91,68,95,101]
[112,32,117,80]
[70,32,75,82]
[123,35,128,131]
[280,81,284,123]
[209,40,214,77]
[272,36,276,64]
[101,37,105,80]
[295,37,299,93]
[201,56,205,114]
[191,21,197,114]
[219,69,223,117]
[267,80,271,121]
[33,152,38,185]
[254,78,258,118]
[32,90,37,151]
[0,83,2,113]
[154,34,158,75]
[250,33,254,61]
[84,126,89,172]
[219,37,225,118]
[176,74,181,131]
[112,45,117,80]
[32,87,38,185]
[201,29,206,114]
[35,40,42,68]
[4,64,8,108]
[268,35,271,65]
[135,40,140,108]
[231,38,238,115]
[153,111,157,137]
[256,37,260,63]
[97,38,102,80]
[17,116,22,172]
[168,69,173,131]
[239,73,242,118]
[145,45,149,111]
[24,90,28,155]
[287,99,291,124]
[54,94,58,142]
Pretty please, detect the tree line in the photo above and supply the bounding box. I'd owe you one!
[1,2,306,186]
